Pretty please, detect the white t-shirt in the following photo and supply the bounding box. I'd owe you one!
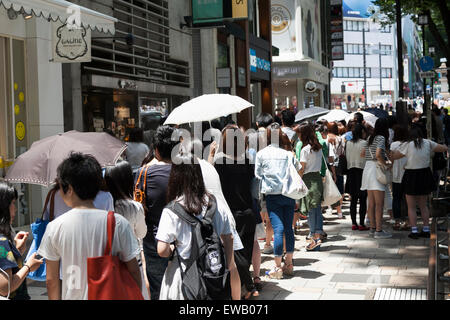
[156,196,232,260]
[398,139,438,170]
[114,199,147,250]
[37,209,140,300]
[391,141,408,183]
[299,144,323,174]
[43,191,114,220]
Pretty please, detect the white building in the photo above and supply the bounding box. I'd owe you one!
[330,2,398,110]
[0,0,116,228]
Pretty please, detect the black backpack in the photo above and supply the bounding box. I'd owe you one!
[167,196,231,300]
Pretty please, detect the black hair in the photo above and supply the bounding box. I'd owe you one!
[393,125,409,142]
[104,161,134,202]
[281,109,295,127]
[167,153,210,215]
[368,118,389,148]
[409,124,424,149]
[338,120,347,128]
[432,108,441,117]
[256,112,274,128]
[56,152,103,201]
[387,115,397,129]
[128,127,144,143]
[352,123,367,142]
[0,182,18,242]
[153,125,177,160]
[211,119,222,131]
[354,112,364,124]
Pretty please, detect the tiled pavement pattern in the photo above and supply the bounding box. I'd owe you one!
[26,200,430,300]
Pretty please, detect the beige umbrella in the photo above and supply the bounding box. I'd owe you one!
[5,130,126,187]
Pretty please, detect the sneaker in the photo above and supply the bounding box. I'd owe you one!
[369,228,376,236]
[298,213,307,220]
[352,224,359,230]
[365,218,370,225]
[419,231,430,238]
[408,232,420,239]
[263,245,274,254]
[358,225,370,231]
[374,230,392,239]
[338,214,345,219]
[266,267,283,279]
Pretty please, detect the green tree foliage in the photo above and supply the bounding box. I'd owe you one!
[373,0,449,60]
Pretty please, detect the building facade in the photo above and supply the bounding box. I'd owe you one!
[402,15,424,99]
[0,0,116,227]
[330,0,398,110]
[271,0,332,112]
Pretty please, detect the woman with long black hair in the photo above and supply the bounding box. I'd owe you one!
[0,182,43,299]
[156,152,234,300]
[360,118,392,239]
[391,125,448,238]
[104,161,149,299]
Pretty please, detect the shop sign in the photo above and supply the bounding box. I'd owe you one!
[330,0,344,61]
[192,0,224,24]
[238,67,246,87]
[217,68,231,88]
[249,49,271,73]
[232,0,248,19]
[271,1,296,57]
[53,23,91,63]
[305,81,317,93]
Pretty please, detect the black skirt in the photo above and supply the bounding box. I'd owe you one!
[401,167,435,195]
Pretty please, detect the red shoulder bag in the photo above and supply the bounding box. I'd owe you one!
[87,211,144,300]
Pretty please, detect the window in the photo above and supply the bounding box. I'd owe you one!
[381,68,392,78]
[332,67,371,78]
[380,25,391,33]
[344,20,369,32]
[380,45,392,55]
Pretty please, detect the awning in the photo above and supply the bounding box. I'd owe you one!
[0,0,117,34]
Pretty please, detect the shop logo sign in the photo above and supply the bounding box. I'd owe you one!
[249,49,271,73]
[271,4,291,33]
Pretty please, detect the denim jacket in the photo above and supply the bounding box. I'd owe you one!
[254,145,301,195]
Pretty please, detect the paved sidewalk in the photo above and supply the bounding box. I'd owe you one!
[26,200,430,300]
[255,201,430,300]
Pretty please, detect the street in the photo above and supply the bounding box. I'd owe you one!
[26,199,430,301]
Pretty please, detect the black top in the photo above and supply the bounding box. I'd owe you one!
[135,164,172,253]
[214,157,254,213]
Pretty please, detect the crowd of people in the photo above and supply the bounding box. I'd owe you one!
[0,105,448,300]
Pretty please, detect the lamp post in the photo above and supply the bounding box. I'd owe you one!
[362,26,368,107]
[418,12,431,138]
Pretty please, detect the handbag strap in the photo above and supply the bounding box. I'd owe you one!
[41,188,57,221]
[104,211,115,256]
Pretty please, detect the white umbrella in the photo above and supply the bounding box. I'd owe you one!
[295,107,330,123]
[345,111,378,127]
[164,94,254,125]
[317,109,349,122]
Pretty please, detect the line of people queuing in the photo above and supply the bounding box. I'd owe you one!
[0,106,448,300]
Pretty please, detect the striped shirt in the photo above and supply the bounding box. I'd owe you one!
[365,135,386,161]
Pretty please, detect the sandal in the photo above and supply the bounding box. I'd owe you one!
[282,263,294,276]
[306,238,321,251]
[266,266,283,279]
[253,277,262,291]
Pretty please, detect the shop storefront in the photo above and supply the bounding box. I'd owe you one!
[249,34,272,124]
[273,61,330,112]
[0,0,116,227]
[82,74,191,140]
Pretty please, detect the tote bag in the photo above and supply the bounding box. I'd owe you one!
[26,189,56,281]
[368,148,392,185]
[281,154,309,200]
[87,211,144,300]
[321,154,342,207]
